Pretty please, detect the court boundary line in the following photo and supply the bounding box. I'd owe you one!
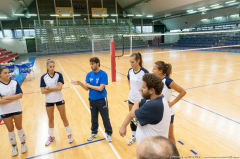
[172,95,240,125]
[190,150,198,155]
[178,140,199,156]
[184,78,240,91]
[57,60,122,159]
[26,138,105,159]
[101,64,240,91]
[178,140,184,145]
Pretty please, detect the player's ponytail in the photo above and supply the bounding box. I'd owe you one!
[165,63,172,77]
[155,61,172,77]
[130,52,143,67]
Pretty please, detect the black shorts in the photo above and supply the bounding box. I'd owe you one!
[1,111,22,119]
[46,100,65,107]
[128,100,134,105]
[170,115,174,123]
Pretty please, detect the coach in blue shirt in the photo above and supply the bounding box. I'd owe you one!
[72,57,113,142]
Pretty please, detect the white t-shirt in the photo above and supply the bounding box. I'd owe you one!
[40,72,64,103]
[135,96,171,144]
[0,80,22,115]
[162,76,174,115]
[127,67,149,104]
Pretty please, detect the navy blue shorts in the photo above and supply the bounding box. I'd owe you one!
[170,115,174,123]
[1,111,22,119]
[46,100,65,107]
[128,100,134,105]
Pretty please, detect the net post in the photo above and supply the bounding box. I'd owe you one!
[122,35,125,57]
[111,37,116,82]
[0,116,3,125]
[130,35,133,54]
[92,39,95,53]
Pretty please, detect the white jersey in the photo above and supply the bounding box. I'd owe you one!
[162,76,174,115]
[128,67,148,104]
[135,96,171,144]
[40,72,64,103]
[0,80,22,115]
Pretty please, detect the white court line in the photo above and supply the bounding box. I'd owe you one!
[57,60,122,159]
[124,50,168,56]
[173,62,240,74]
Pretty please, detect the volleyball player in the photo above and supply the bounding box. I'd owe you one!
[152,61,186,145]
[0,66,27,156]
[40,59,74,146]
[127,53,149,145]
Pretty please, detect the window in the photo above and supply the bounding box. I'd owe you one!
[15,30,23,38]
[0,31,3,38]
[136,26,141,33]
[4,30,13,38]
[24,29,35,37]
[142,26,153,33]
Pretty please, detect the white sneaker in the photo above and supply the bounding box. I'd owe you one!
[68,134,74,143]
[45,136,55,146]
[12,145,18,156]
[21,142,27,154]
[127,136,136,145]
[87,134,98,141]
[106,135,112,143]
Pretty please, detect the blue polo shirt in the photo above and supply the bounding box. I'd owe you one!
[86,70,108,101]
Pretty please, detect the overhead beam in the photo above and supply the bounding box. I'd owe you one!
[123,0,151,10]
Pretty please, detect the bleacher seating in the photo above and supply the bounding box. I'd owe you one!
[175,32,240,48]
[0,48,19,63]
[174,21,240,48]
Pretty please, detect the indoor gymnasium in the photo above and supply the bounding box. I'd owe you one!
[0,0,240,159]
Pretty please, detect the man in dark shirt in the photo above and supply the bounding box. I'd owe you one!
[119,73,171,144]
